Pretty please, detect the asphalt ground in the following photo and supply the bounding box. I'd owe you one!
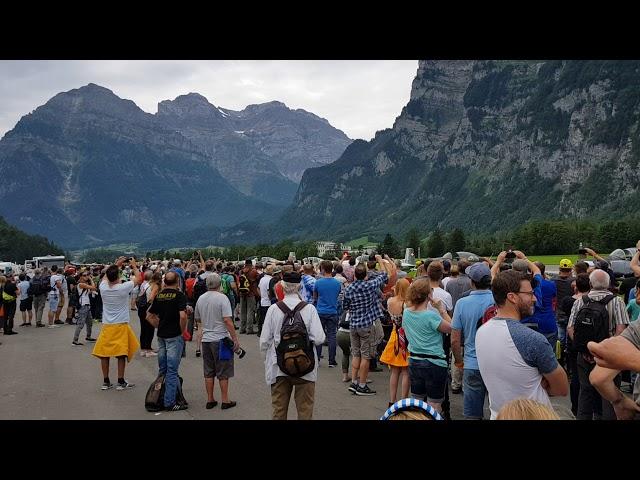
[0,300,574,420]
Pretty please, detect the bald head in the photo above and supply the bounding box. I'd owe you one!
[164,271,179,287]
[589,269,610,290]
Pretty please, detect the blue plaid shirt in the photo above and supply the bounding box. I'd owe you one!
[343,272,388,328]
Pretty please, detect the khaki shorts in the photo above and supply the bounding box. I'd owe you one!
[350,326,375,360]
[202,341,235,379]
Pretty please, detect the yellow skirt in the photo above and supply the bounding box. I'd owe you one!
[380,325,408,368]
[92,323,140,362]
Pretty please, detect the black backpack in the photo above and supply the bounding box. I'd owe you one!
[553,277,575,325]
[275,301,315,377]
[28,276,49,296]
[193,275,207,303]
[144,374,187,412]
[238,272,250,295]
[573,294,614,353]
[136,285,150,311]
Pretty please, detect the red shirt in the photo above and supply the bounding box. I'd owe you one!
[275,282,284,301]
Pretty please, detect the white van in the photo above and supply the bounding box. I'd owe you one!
[31,255,65,271]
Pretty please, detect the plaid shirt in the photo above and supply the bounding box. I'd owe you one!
[343,272,388,328]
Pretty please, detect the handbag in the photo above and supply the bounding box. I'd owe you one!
[182,329,192,341]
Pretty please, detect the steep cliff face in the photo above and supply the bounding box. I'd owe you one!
[283,60,640,240]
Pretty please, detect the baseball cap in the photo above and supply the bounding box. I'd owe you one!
[173,259,182,265]
[282,271,301,283]
[466,262,491,283]
[559,258,573,269]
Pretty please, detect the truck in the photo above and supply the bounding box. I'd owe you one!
[28,255,66,271]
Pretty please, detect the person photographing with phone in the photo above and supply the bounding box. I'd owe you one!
[92,256,142,391]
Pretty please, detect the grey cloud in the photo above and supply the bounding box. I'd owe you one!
[0,60,417,141]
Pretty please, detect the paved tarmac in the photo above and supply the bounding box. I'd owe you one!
[0,302,574,420]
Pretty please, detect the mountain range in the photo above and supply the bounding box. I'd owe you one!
[0,84,351,248]
[4,61,640,252]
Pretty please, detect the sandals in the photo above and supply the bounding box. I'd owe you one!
[221,401,237,410]
[206,401,218,409]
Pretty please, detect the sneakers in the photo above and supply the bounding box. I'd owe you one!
[72,341,84,346]
[328,362,338,368]
[101,382,113,390]
[348,383,358,393]
[195,349,201,357]
[47,325,57,329]
[116,381,135,390]
[54,320,65,325]
[85,337,97,342]
[36,323,45,328]
[4,331,18,335]
[166,403,188,411]
[355,384,376,396]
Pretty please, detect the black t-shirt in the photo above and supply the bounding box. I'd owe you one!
[148,288,186,339]
[4,282,18,303]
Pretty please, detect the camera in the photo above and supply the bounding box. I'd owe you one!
[578,248,587,255]
[222,337,246,359]
[505,250,516,263]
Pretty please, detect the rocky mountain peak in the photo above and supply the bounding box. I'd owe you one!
[156,92,224,122]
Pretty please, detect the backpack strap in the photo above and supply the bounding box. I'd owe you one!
[599,295,615,306]
[276,301,292,315]
[293,301,308,315]
[581,294,590,305]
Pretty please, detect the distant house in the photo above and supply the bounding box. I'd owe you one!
[316,241,353,257]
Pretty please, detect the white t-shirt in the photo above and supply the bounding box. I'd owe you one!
[99,280,135,324]
[49,274,65,297]
[427,286,453,314]
[475,318,559,419]
[194,291,233,342]
[441,276,452,289]
[78,286,91,306]
[259,274,273,307]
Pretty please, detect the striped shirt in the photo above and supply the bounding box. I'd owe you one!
[343,273,388,329]
[568,289,630,336]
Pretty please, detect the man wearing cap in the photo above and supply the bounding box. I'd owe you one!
[260,270,325,419]
[554,259,575,361]
[257,265,274,335]
[169,259,186,292]
[239,259,259,334]
[451,262,495,419]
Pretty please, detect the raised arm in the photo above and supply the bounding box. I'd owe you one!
[491,251,507,280]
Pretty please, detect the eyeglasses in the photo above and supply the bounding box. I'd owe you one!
[514,290,536,298]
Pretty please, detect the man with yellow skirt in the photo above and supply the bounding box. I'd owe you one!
[92,256,142,390]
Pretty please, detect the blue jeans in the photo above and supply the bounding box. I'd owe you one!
[158,335,184,408]
[408,358,448,403]
[317,313,338,364]
[463,368,487,419]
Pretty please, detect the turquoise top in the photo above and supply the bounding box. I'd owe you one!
[402,307,447,367]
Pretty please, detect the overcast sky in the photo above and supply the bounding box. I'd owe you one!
[0,60,418,141]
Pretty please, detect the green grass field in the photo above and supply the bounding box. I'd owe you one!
[527,254,580,266]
